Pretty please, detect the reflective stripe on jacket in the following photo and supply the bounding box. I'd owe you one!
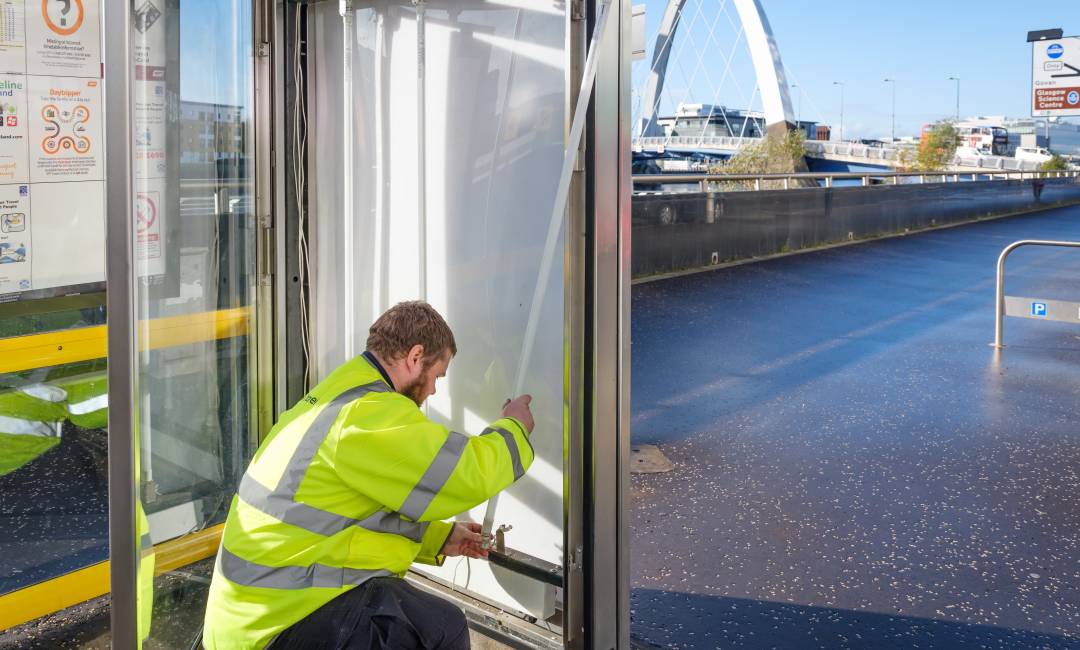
[203,354,533,650]
[0,384,67,476]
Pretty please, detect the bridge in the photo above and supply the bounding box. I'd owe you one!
[632,136,1045,172]
[633,0,1038,172]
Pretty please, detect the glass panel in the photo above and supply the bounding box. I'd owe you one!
[308,1,566,620]
[0,0,108,639]
[130,0,255,646]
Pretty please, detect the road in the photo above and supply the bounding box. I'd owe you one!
[630,205,1080,648]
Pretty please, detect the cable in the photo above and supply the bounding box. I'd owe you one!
[294,3,313,390]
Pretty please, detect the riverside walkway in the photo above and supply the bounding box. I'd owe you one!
[630,204,1080,648]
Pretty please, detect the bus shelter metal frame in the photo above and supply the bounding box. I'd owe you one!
[105,0,631,647]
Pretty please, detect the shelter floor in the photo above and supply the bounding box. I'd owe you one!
[630,205,1080,648]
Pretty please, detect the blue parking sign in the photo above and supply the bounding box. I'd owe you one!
[1032,302,1048,317]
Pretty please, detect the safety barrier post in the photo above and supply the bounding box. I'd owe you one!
[995,240,1080,348]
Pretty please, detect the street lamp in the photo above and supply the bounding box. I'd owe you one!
[947,76,960,121]
[883,78,896,142]
[832,81,844,142]
[790,83,802,125]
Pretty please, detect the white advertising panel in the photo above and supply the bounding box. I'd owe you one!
[0,0,104,297]
[26,0,101,78]
[1032,37,1080,117]
[28,180,103,288]
[311,2,567,620]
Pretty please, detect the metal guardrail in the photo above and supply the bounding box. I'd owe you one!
[632,137,1045,171]
[994,240,1080,348]
[633,169,1080,193]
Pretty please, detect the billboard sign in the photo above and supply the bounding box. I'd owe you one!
[1032,36,1080,117]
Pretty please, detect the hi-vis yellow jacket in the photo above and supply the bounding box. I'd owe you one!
[203,354,533,649]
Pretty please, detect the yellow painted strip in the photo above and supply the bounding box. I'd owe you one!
[0,525,224,630]
[0,561,110,630]
[153,524,224,576]
[0,307,251,374]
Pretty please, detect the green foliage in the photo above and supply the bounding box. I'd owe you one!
[916,120,958,171]
[1040,154,1069,171]
[707,129,808,190]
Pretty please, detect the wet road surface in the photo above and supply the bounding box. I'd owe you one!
[630,206,1080,648]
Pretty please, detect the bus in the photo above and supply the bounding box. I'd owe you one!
[922,122,1009,156]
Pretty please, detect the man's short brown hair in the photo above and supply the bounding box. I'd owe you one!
[367,301,457,363]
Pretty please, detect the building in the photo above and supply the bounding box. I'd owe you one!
[656,103,820,141]
[963,115,1080,156]
[179,100,248,176]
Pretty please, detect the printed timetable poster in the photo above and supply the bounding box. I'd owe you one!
[0,1,26,74]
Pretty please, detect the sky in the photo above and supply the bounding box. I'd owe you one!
[179,0,252,108]
[635,0,1080,139]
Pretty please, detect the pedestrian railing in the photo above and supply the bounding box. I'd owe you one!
[994,240,1080,348]
[633,169,1080,194]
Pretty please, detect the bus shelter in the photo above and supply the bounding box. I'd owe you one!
[0,1,631,647]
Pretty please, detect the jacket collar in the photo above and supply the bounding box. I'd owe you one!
[361,351,396,391]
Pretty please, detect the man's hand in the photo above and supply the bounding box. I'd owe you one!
[441,522,488,559]
[501,394,535,433]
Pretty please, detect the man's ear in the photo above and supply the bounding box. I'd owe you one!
[407,344,425,372]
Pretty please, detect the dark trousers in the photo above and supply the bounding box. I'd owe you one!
[267,577,470,650]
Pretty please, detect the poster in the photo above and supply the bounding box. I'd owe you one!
[28,75,102,183]
[26,0,101,78]
[0,1,25,74]
[133,0,166,182]
[0,182,30,293]
[0,73,27,183]
[136,177,164,276]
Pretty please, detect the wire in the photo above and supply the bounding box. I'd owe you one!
[294,3,313,390]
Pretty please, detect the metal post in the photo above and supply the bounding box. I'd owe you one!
[948,76,960,120]
[825,176,833,188]
[994,240,1080,348]
[104,0,138,647]
[754,178,761,191]
[883,78,895,142]
[832,81,844,142]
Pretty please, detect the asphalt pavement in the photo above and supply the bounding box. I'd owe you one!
[630,205,1080,649]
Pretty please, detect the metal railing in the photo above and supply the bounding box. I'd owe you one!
[994,240,1080,348]
[633,169,1080,193]
[632,137,1046,171]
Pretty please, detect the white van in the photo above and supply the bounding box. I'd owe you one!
[1015,146,1053,163]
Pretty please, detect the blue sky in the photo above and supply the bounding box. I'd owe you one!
[635,0,1080,139]
[179,0,252,107]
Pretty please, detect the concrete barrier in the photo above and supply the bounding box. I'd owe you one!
[632,177,1080,280]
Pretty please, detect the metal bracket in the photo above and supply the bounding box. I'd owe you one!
[488,546,564,588]
[259,214,275,285]
[571,0,586,21]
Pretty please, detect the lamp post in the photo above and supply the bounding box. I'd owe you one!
[883,78,896,142]
[791,83,802,125]
[947,76,960,121]
[833,81,844,142]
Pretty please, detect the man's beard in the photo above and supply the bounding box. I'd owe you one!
[401,365,435,406]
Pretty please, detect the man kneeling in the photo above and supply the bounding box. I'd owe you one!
[203,301,535,649]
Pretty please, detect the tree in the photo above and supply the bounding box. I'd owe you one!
[1040,154,1069,172]
[707,129,808,190]
[916,120,958,171]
